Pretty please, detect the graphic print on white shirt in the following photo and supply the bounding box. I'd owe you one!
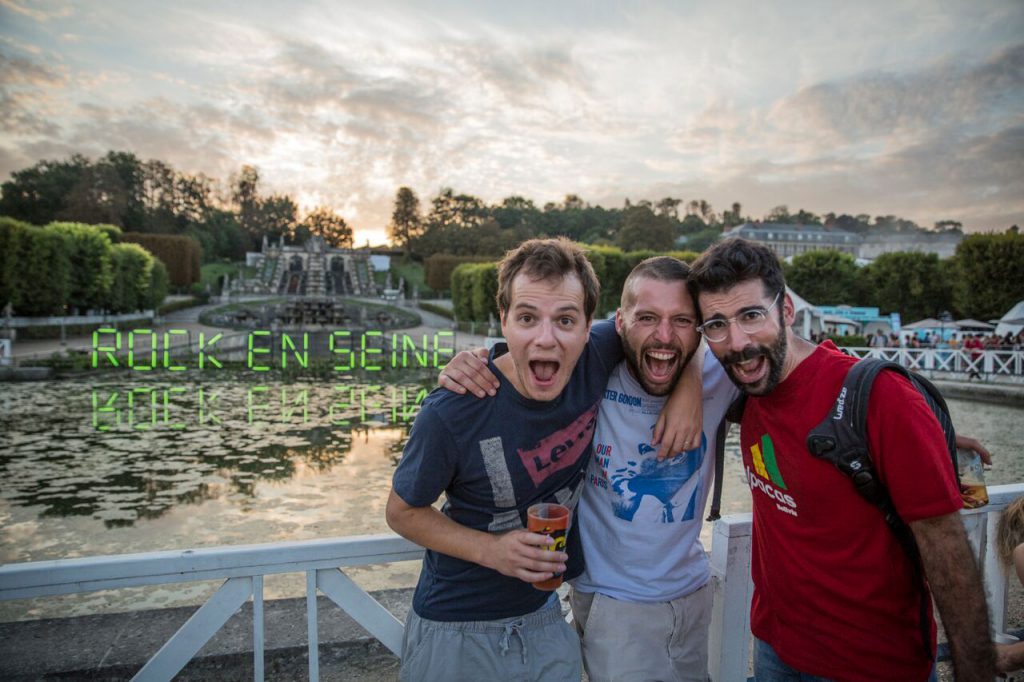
[595,426,707,523]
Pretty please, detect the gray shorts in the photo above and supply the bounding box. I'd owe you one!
[400,597,582,682]
[570,584,711,682]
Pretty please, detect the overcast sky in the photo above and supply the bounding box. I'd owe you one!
[1,0,1022,245]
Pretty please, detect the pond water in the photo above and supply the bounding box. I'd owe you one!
[1,374,1022,621]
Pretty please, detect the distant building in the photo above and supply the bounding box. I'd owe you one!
[858,230,963,259]
[721,221,963,261]
[721,222,860,258]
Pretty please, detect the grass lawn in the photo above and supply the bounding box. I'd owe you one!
[200,262,257,293]
[386,259,436,297]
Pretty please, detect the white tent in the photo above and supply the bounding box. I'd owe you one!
[996,300,1024,337]
[955,318,996,331]
[787,287,825,339]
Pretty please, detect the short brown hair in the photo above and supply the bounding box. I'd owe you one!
[496,238,599,320]
[621,256,691,309]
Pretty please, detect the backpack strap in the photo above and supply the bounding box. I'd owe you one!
[706,395,747,522]
[706,416,728,522]
[805,357,941,660]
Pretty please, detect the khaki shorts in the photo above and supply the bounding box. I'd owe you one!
[400,598,582,682]
[570,584,711,682]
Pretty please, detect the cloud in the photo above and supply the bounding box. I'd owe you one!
[768,43,1024,146]
[0,50,67,136]
[0,0,73,22]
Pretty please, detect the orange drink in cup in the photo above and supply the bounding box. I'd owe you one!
[527,503,570,591]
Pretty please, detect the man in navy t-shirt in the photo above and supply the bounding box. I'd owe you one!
[387,238,617,681]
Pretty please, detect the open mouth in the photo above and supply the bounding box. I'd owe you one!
[728,353,767,384]
[529,360,561,386]
[643,348,679,383]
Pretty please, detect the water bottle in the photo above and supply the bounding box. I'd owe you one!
[957,447,989,508]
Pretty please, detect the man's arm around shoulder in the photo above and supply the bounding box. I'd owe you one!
[910,512,995,681]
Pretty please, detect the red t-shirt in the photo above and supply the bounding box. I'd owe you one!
[741,342,962,682]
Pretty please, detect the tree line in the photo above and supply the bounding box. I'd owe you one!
[2,150,1018,323]
[0,152,354,263]
[0,150,967,264]
[782,231,1023,322]
[387,188,967,260]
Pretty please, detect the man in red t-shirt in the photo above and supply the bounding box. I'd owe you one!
[687,238,994,682]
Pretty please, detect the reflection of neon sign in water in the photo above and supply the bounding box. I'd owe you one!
[91,385,429,430]
[91,328,455,371]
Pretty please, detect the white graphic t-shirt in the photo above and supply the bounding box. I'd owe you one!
[573,347,738,602]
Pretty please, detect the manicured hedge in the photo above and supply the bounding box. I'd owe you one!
[47,222,114,312]
[469,263,499,323]
[0,217,167,315]
[449,245,698,322]
[424,253,490,292]
[122,233,202,288]
[4,221,71,315]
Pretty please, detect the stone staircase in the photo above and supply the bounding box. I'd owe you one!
[305,253,327,297]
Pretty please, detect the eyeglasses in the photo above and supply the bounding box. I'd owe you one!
[697,292,781,342]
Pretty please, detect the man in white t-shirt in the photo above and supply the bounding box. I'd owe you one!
[443,256,734,681]
[569,256,738,682]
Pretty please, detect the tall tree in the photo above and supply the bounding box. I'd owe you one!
[784,250,861,305]
[0,155,89,225]
[426,188,486,230]
[258,194,298,241]
[303,207,353,248]
[952,230,1024,320]
[58,162,129,227]
[389,186,422,250]
[655,197,682,220]
[861,252,952,320]
[231,164,262,242]
[766,205,792,223]
[616,206,674,251]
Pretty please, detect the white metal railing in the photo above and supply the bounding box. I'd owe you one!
[1,484,1022,681]
[842,347,1024,383]
[0,535,423,681]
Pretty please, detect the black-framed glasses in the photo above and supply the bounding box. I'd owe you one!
[697,292,781,342]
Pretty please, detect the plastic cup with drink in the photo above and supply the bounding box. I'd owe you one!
[527,502,570,591]
[958,447,989,509]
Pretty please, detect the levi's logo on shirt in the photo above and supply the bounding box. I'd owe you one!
[518,404,599,486]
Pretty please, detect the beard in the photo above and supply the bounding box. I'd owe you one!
[620,332,696,397]
[721,327,788,396]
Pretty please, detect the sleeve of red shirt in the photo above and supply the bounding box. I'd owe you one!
[865,370,963,523]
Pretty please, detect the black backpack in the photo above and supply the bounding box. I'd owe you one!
[705,358,959,659]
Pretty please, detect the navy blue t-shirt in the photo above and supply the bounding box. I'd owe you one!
[392,319,621,621]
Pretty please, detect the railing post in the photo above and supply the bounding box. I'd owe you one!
[306,569,319,682]
[253,575,264,682]
[984,508,1010,635]
[708,515,753,682]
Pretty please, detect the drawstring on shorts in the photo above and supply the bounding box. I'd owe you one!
[499,618,527,665]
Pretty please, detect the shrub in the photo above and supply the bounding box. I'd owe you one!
[470,263,499,323]
[5,223,71,315]
[121,233,203,288]
[424,253,491,292]
[45,222,114,312]
[107,243,154,313]
[147,259,170,309]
